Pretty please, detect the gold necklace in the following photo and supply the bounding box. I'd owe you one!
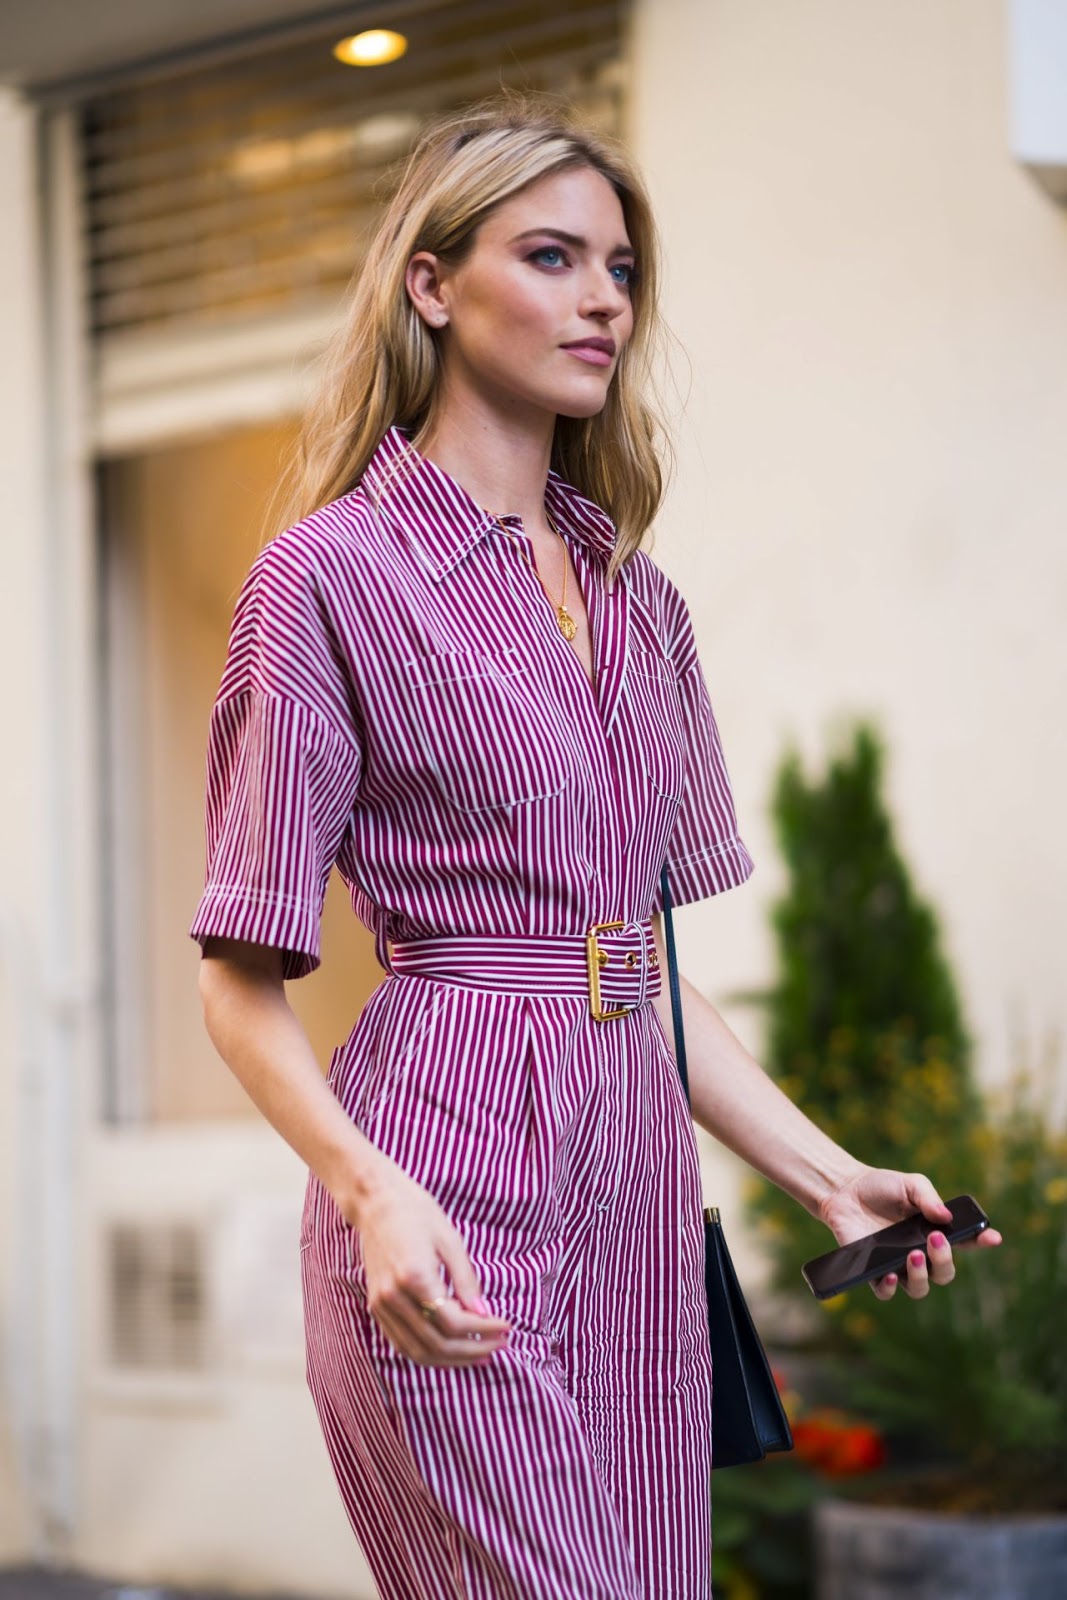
[493,508,578,640]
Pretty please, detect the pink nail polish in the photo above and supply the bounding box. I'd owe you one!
[910,1250,925,1267]
[885,1273,898,1285]
[472,1296,491,1316]
[929,1232,945,1249]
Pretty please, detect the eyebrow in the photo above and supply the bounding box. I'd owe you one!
[509,227,636,261]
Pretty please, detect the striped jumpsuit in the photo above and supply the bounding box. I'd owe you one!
[189,424,755,1599]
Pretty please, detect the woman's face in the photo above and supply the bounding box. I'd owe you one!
[407,164,637,423]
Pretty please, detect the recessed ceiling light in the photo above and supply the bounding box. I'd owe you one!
[333,29,408,67]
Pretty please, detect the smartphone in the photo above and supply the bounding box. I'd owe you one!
[801,1194,991,1300]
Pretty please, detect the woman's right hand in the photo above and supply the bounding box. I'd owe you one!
[337,1155,512,1367]
[195,939,505,1367]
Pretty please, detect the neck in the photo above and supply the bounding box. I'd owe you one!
[414,397,556,533]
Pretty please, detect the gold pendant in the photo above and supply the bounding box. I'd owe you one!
[556,607,578,641]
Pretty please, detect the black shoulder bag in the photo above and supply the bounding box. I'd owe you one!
[659,863,795,1470]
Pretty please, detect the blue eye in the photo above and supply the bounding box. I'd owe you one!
[529,247,637,287]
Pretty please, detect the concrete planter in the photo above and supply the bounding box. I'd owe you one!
[814,1498,1067,1600]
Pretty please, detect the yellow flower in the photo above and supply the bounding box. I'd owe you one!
[723,1573,760,1600]
[779,1386,804,1423]
[1043,1176,1067,1205]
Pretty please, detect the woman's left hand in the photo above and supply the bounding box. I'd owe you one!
[818,1164,1004,1301]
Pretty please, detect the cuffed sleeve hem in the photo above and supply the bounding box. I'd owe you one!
[189,884,322,981]
[650,835,755,914]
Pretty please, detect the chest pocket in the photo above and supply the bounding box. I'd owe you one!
[407,646,567,813]
[627,646,686,802]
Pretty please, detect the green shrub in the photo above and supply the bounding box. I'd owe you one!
[734,718,1067,1514]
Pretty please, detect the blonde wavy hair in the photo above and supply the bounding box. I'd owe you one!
[267,87,676,589]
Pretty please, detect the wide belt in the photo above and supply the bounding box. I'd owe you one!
[384,917,662,1021]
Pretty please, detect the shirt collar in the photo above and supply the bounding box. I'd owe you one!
[360,423,619,582]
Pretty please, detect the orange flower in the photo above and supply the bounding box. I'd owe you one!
[791,1417,837,1468]
[791,1411,886,1477]
[824,1424,887,1477]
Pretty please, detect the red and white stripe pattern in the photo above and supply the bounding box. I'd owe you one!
[190,423,755,1597]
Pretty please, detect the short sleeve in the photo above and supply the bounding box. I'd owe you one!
[188,534,364,980]
[648,592,755,914]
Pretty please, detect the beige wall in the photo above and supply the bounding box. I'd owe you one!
[81,1123,376,1597]
[0,88,105,1564]
[629,0,1067,1237]
[103,425,382,1121]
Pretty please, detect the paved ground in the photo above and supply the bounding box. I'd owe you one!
[0,1572,317,1600]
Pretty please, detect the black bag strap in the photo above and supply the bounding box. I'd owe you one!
[658,864,796,1466]
[660,863,690,1105]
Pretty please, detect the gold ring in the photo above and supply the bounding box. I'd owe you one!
[419,1294,449,1320]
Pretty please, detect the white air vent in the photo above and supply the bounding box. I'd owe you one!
[106,1221,209,1371]
[80,0,627,345]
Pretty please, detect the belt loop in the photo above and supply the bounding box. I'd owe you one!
[374,913,397,977]
[630,918,649,1008]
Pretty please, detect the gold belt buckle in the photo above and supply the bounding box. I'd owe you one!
[585,919,633,1021]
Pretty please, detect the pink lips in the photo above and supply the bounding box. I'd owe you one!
[562,343,614,367]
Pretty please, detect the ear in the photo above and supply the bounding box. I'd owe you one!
[405,251,449,329]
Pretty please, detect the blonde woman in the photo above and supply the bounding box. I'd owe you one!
[190,91,1000,1599]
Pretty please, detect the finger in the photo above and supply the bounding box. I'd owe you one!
[422,1292,511,1344]
[400,1284,511,1362]
[435,1234,512,1333]
[951,1226,1003,1253]
[369,1287,442,1360]
[371,1299,441,1363]
[907,1174,954,1226]
[371,1299,438,1364]
[369,1280,503,1366]
[925,1231,956,1287]
[903,1248,930,1299]
[401,1280,511,1341]
[425,1300,511,1353]
[869,1271,898,1300]
[379,1297,505,1367]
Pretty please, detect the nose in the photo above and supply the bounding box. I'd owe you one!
[578,264,631,322]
